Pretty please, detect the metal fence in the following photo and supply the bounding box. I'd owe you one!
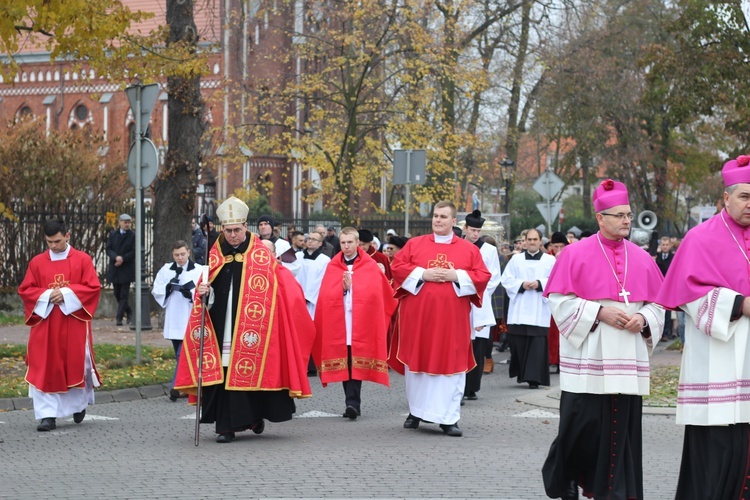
[0,204,437,288]
[0,202,152,288]
[247,213,434,241]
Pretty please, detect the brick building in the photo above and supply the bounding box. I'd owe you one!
[0,0,379,218]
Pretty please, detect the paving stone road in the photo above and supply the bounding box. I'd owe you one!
[0,320,684,499]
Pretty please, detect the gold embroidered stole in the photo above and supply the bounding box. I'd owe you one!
[181,234,279,390]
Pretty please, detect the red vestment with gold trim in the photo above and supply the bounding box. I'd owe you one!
[388,234,490,375]
[174,233,313,398]
[18,248,101,393]
[312,247,398,387]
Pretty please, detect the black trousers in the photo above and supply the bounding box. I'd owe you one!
[465,337,490,394]
[342,345,362,411]
[113,282,132,321]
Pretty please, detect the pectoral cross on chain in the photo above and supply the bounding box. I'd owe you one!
[619,287,630,306]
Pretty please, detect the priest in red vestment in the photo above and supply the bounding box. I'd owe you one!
[174,196,315,444]
[357,228,392,282]
[312,227,398,420]
[18,218,101,432]
[388,201,491,437]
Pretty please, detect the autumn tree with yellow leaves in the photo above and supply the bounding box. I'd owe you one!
[0,0,213,268]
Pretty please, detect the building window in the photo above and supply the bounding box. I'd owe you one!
[75,104,89,121]
[16,105,33,121]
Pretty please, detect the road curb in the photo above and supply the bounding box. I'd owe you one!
[516,385,676,416]
[0,383,173,412]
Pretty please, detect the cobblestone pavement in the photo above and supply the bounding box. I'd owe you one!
[0,322,684,499]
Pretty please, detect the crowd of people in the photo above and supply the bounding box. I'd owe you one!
[18,154,750,499]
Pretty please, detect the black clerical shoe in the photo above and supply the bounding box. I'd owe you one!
[251,420,265,435]
[169,389,180,402]
[37,418,56,432]
[216,432,235,443]
[344,405,360,420]
[464,392,478,400]
[115,319,123,326]
[563,480,579,500]
[73,409,86,424]
[528,382,539,389]
[403,414,420,429]
[439,423,463,437]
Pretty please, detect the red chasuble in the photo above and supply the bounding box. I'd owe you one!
[388,234,491,375]
[174,233,314,399]
[18,247,101,393]
[312,246,398,387]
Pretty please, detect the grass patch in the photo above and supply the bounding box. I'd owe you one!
[0,312,24,326]
[644,365,679,407]
[0,343,174,399]
[666,339,683,351]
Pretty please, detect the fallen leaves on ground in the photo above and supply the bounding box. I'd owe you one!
[644,365,679,407]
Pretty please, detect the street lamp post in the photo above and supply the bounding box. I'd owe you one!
[500,157,515,214]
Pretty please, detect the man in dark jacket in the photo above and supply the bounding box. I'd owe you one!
[655,236,675,340]
[191,217,207,265]
[106,214,136,326]
[324,225,341,255]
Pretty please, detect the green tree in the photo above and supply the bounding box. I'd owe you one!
[509,189,544,238]
[534,0,723,232]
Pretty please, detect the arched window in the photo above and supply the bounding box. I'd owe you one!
[68,101,94,130]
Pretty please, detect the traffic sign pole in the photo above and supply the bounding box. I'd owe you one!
[533,170,564,235]
[125,83,159,362]
[405,150,411,237]
[134,86,142,364]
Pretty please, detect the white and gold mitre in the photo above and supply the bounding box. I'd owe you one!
[216,196,249,225]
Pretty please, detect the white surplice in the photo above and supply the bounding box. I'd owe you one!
[470,242,502,339]
[501,251,556,327]
[295,251,331,319]
[151,261,206,340]
[549,294,664,396]
[677,287,750,425]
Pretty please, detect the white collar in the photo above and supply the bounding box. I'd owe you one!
[433,233,453,244]
[49,245,71,261]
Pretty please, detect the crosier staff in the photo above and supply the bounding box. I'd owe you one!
[195,214,210,446]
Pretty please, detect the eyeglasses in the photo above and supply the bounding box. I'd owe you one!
[600,212,634,221]
[223,227,245,234]
[308,237,322,242]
